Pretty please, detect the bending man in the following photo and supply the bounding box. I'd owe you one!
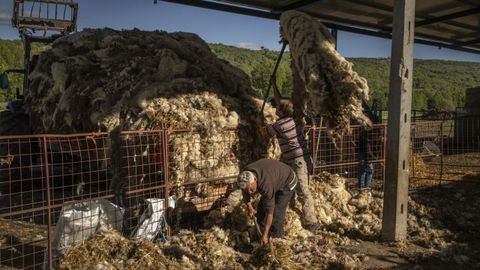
[237,158,297,244]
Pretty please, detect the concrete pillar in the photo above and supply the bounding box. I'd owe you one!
[381,0,415,241]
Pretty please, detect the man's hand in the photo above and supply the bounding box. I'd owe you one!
[262,213,273,245]
[261,233,269,245]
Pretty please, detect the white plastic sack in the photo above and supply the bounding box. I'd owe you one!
[131,196,175,240]
[50,199,123,257]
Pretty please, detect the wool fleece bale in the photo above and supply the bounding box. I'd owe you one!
[280,11,371,140]
[59,230,182,270]
[163,227,247,269]
[26,28,280,192]
[308,173,383,238]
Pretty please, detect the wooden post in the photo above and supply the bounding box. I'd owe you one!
[381,0,415,241]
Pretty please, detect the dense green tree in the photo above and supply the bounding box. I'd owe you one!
[211,43,480,110]
[1,39,479,111]
[0,39,49,102]
[251,59,274,96]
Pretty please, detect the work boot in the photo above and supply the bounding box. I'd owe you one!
[304,223,320,231]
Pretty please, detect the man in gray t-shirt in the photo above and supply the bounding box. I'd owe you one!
[237,159,297,245]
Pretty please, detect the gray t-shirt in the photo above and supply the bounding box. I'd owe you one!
[242,159,295,214]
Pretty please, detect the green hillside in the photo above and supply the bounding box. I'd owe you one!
[1,39,479,110]
[0,39,48,102]
[211,43,480,110]
[210,43,293,96]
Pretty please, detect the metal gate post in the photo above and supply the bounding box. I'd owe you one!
[383,125,388,189]
[42,136,53,268]
[412,124,416,179]
[311,126,316,175]
[439,119,444,186]
[161,125,171,235]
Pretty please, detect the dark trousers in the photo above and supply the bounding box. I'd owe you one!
[358,162,374,189]
[257,189,294,238]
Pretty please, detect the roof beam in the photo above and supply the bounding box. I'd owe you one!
[343,0,392,13]
[453,31,480,40]
[381,14,478,32]
[334,23,480,54]
[416,6,480,27]
[458,38,480,46]
[378,2,478,32]
[454,0,479,6]
[157,0,480,55]
[273,0,325,12]
[158,0,279,20]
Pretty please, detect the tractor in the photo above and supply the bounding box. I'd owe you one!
[0,0,78,135]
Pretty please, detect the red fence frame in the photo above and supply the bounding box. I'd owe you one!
[310,124,387,186]
[1,117,479,268]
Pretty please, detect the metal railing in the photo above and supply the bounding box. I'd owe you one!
[310,124,387,185]
[12,0,78,33]
[1,117,479,268]
[410,116,480,186]
[0,128,239,269]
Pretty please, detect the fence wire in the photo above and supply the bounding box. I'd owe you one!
[310,124,386,186]
[410,117,480,186]
[1,118,479,268]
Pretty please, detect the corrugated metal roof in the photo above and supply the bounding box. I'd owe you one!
[162,0,480,54]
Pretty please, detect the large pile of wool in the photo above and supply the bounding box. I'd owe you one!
[408,185,480,249]
[404,184,480,269]
[163,227,248,269]
[279,11,371,139]
[307,173,383,238]
[59,229,182,270]
[59,175,480,269]
[26,28,280,192]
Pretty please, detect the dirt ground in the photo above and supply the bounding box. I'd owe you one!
[313,175,480,270]
[0,219,48,270]
[1,180,479,269]
[411,152,480,187]
[344,181,480,270]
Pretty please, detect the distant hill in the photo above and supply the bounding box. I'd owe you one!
[1,39,479,110]
[210,43,480,110]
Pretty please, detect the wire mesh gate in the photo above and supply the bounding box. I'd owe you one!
[1,118,478,269]
[410,117,480,186]
[310,124,387,186]
[0,128,238,269]
[0,131,170,269]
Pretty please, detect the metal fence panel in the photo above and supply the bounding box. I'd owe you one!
[1,117,479,268]
[410,117,480,185]
[310,125,386,185]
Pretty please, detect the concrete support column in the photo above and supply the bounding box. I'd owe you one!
[381,0,415,241]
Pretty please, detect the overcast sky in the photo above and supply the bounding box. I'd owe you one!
[0,0,479,62]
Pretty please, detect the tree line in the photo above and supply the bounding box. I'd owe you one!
[1,39,479,110]
[211,43,480,110]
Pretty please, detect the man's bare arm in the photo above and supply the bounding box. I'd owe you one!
[262,212,273,244]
